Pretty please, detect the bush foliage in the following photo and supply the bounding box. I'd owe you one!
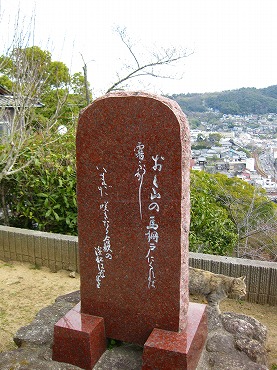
[189,171,238,255]
[6,126,77,235]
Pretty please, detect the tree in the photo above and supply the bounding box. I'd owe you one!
[189,171,277,261]
[190,171,238,255]
[104,27,192,94]
[0,39,87,225]
[208,133,221,144]
[213,174,277,260]
[0,46,68,177]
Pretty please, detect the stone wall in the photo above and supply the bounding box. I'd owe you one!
[0,226,79,273]
[0,225,276,305]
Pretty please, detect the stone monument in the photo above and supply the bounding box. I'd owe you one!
[52,91,207,369]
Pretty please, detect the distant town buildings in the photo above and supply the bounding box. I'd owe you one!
[190,112,277,199]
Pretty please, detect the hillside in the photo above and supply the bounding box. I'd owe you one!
[170,85,277,115]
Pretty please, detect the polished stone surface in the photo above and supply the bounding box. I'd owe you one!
[52,303,106,370]
[53,91,201,369]
[142,302,207,370]
[76,91,191,345]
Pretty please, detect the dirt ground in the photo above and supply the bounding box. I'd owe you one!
[0,260,276,368]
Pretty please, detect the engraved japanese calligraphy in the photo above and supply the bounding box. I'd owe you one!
[145,154,164,288]
[95,166,113,288]
[134,142,146,220]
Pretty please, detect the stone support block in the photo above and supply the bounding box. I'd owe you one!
[142,303,207,370]
[52,303,106,370]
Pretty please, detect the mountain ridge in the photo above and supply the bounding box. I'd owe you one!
[170,85,277,115]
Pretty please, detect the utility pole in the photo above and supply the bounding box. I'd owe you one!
[82,62,90,106]
[80,54,94,106]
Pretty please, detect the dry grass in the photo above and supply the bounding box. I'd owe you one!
[0,260,80,352]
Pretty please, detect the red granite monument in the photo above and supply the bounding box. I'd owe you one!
[52,91,207,370]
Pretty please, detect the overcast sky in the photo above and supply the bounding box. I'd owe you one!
[1,0,277,97]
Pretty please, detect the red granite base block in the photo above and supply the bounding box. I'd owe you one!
[142,302,207,370]
[52,303,106,370]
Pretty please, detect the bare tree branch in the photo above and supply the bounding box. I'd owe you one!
[105,27,193,94]
[116,27,140,69]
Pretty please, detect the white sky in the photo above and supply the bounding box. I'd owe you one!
[1,0,277,97]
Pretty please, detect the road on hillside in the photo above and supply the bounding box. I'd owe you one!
[256,151,276,180]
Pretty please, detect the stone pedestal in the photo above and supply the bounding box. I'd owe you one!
[142,303,207,370]
[52,303,106,370]
[53,302,206,370]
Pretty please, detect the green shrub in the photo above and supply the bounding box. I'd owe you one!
[7,126,78,235]
[190,171,238,255]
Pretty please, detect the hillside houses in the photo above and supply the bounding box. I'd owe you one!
[191,128,277,195]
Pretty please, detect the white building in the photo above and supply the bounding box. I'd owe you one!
[246,158,255,171]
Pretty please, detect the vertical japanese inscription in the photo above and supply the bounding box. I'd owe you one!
[94,166,113,288]
[145,155,164,288]
[134,142,146,220]
[134,143,164,289]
